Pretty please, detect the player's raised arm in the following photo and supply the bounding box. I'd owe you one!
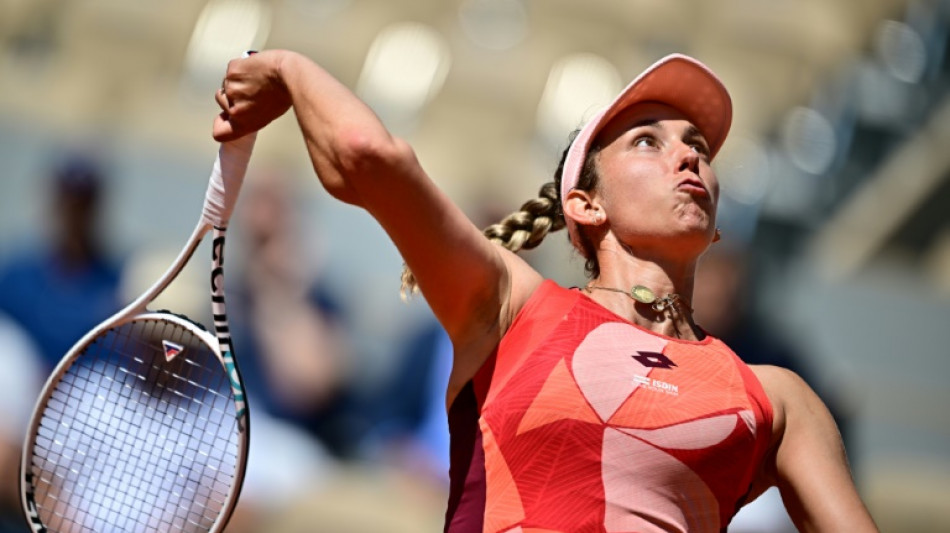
[214,49,541,356]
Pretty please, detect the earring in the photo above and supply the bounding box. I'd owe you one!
[593,211,603,224]
[713,227,722,243]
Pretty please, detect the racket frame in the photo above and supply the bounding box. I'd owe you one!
[20,142,253,533]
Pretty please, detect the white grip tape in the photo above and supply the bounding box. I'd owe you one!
[201,133,257,228]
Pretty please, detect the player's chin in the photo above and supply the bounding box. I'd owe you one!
[675,202,715,227]
[670,221,716,252]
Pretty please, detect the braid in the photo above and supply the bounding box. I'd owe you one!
[482,182,565,252]
[399,265,418,302]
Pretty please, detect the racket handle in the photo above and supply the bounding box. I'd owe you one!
[202,133,257,228]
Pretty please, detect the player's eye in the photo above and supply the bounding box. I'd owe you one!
[690,141,711,158]
[633,135,657,149]
[683,131,711,159]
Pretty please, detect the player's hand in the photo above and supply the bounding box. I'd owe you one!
[213,50,293,142]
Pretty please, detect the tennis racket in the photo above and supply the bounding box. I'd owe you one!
[20,133,256,533]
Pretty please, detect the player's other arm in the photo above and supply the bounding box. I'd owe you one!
[757,365,879,533]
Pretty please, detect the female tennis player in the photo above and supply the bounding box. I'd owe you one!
[213,49,879,532]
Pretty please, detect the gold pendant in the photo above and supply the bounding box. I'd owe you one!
[629,285,656,304]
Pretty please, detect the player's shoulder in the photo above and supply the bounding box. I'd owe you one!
[747,363,810,392]
[749,364,828,427]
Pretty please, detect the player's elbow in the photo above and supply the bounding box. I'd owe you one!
[335,128,417,180]
[318,128,421,207]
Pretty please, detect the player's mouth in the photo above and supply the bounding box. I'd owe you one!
[676,177,709,198]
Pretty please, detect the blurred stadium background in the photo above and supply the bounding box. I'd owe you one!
[1,0,948,531]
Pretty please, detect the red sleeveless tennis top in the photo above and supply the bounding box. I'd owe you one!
[445,280,773,533]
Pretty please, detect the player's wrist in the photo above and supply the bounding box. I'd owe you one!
[273,49,301,96]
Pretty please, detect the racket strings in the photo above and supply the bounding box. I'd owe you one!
[29,317,241,532]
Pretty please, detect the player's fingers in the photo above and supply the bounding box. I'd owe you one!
[215,87,231,112]
[213,88,240,141]
[212,113,239,142]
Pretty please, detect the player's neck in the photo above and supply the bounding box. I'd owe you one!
[583,284,703,340]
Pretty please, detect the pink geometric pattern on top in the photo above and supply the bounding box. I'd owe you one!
[602,427,720,532]
[571,322,668,422]
[617,413,751,450]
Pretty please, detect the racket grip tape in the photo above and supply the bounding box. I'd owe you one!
[201,133,257,228]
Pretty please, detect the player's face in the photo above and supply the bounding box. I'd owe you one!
[591,102,720,258]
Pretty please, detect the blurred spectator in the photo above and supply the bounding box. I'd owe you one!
[0,153,123,371]
[0,152,122,531]
[228,170,365,458]
[0,312,43,532]
[363,310,453,484]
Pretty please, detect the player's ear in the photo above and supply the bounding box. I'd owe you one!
[563,188,605,227]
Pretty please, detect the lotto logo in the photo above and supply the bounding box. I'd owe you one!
[632,351,677,369]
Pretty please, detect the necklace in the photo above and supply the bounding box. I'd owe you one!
[585,284,692,315]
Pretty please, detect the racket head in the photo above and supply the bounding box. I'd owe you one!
[20,311,249,533]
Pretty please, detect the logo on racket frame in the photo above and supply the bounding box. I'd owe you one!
[162,340,185,362]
